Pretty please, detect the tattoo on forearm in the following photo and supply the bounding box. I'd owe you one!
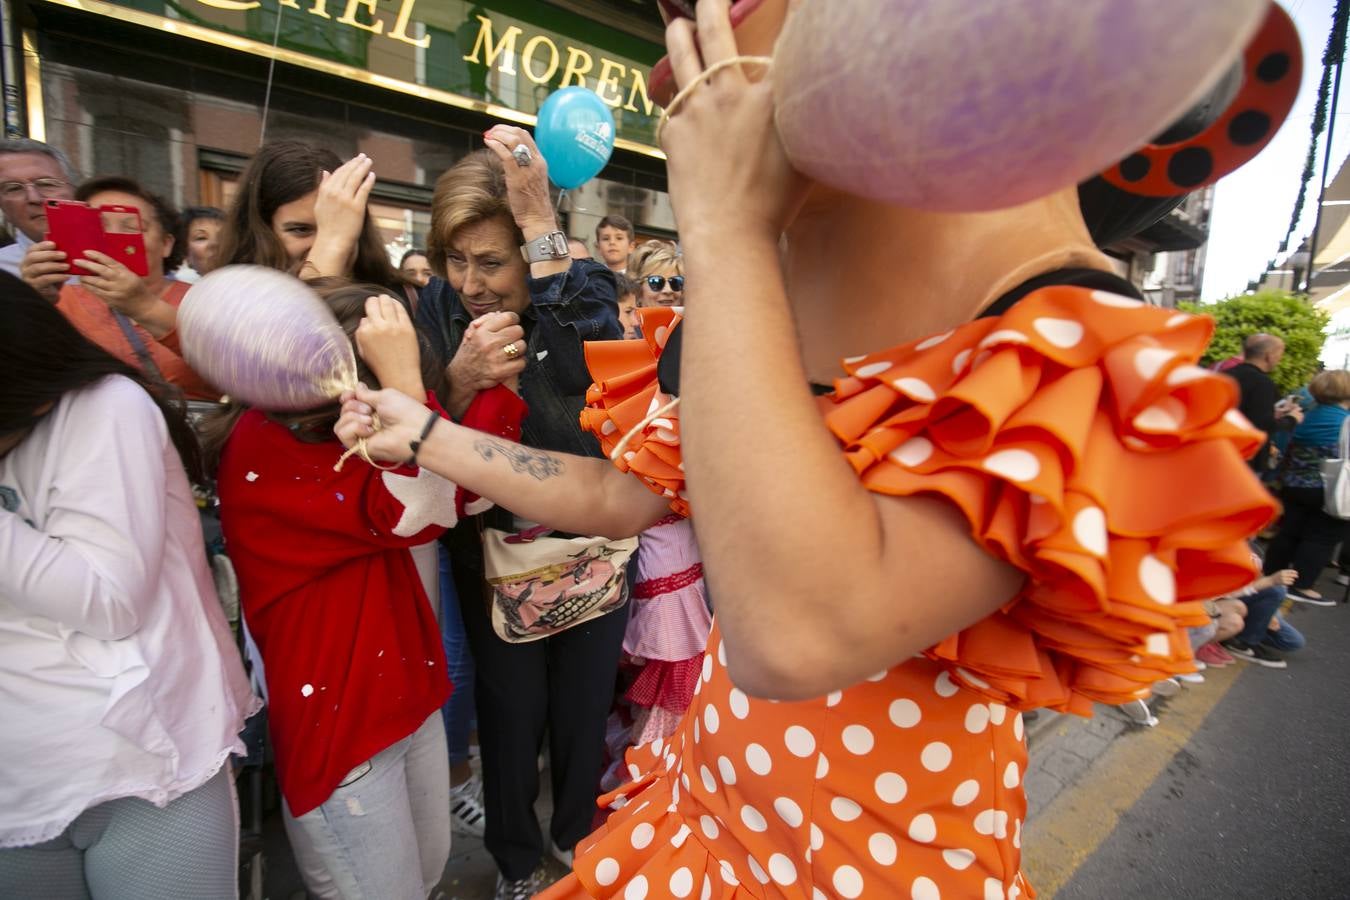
[473,437,564,481]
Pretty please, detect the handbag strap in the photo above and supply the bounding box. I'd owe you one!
[1339,413,1350,460]
[112,310,166,385]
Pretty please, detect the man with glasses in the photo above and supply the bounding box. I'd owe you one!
[0,138,76,279]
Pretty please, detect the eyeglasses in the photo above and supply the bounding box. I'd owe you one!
[0,178,68,199]
[645,275,685,293]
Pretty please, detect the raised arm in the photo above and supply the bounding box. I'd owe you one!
[337,384,670,538]
[660,4,1023,699]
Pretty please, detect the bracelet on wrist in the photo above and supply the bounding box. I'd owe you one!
[407,409,441,466]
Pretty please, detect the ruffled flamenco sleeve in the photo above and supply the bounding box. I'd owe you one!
[581,307,689,516]
[580,289,1277,714]
[826,286,1276,713]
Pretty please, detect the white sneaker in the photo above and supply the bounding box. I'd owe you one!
[1120,699,1158,727]
[1176,671,1205,685]
[1151,678,1181,697]
[550,840,575,868]
[449,774,486,838]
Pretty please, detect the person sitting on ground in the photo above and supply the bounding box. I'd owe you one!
[20,175,217,401]
[1219,555,1306,668]
[0,137,76,278]
[628,239,683,308]
[594,214,634,273]
[1262,369,1350,606]
[175,205,224,283]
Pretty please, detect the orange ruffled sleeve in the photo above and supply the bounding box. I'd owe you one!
[582,307,690,516]
[581,289,1277,713]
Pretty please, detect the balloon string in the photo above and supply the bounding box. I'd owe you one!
[333,408,404,473]
[657,56,774,143]
[556,189,567,215]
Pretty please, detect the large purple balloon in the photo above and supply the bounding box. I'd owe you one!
[773,0,1270,211]
[178,265,356,411]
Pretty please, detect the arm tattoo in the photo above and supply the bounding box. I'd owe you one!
[473,437,564,481]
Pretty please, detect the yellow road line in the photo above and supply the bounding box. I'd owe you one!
[1021,663,1244,897]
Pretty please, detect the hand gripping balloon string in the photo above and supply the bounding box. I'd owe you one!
[609,396,682,462]
[334,409,404,473]
[657,56,774,143]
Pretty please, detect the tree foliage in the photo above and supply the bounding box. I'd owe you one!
[1178,290,1329,393]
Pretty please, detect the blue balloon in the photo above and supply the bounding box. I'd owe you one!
[535,87,616,190]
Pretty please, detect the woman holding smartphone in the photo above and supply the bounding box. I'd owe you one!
[19,175,216,400]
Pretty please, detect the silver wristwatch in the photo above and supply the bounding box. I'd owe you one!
[521,231,570,264]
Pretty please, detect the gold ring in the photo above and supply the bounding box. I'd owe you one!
[502,342,520,359]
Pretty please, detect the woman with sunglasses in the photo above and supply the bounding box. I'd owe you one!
[629,241,684,307]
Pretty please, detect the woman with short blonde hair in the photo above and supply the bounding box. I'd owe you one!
[628,240,683,307]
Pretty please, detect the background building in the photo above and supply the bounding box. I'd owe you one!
[1098,187,1216,308]
[0,0,673,259]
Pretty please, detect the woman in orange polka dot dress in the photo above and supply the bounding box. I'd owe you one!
[335,2,1301,897]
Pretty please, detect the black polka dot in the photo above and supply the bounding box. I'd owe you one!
[1228,110,1272,146]
[1119,154,1151,182]
[1168,147,1214,187]
[1256,52,1291,83]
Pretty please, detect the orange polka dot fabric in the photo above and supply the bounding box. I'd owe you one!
[549,287,1276,899]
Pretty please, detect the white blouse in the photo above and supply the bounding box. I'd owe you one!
[0,375,258,848]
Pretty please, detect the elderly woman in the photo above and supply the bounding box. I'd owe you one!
[1262,369,1350,606]
[628,239,683,307]
[413,124,623,900]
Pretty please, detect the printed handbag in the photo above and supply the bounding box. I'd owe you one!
[1319,416,1350,519]
[482,525,638,643]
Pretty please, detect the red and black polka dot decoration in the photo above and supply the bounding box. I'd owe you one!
[1101,2,1301,197]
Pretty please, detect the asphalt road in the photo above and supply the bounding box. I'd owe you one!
[1057,597,1350,900]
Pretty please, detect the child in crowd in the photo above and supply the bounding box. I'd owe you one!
[614,273,640,339]
[206,282,466,900]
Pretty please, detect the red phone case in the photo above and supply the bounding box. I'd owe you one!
[45,200,150,277]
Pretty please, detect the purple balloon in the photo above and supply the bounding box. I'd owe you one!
[178,266,356,411]
[773,0,1269,211]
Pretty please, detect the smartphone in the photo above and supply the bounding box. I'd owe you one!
[44,199,149,277]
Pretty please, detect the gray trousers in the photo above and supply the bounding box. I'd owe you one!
[0,765,238,900]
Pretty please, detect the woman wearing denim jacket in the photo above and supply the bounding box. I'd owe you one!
[1265,369,1350,605]
[414,126,624,900]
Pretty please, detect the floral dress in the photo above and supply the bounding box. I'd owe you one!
[541,287,1276,899]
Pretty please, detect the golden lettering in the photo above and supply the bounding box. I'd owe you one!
[595,58,626,107]
[387,0,430,49]
[623,66,655,116]
[463,15,522,76]
[336,0,382,34]
[521,35,560,84]
[560,46,594,88]
[195,0,260,9]
[277,0,300,8]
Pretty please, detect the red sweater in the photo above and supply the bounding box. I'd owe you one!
[219,398,458,816]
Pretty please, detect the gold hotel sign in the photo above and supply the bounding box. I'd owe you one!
[37,0,666,156]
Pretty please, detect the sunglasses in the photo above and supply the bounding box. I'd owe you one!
[645,275,685,292]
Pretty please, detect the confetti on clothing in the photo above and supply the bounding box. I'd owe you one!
[543,288,1277,898]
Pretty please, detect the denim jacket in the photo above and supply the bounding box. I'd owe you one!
[415,258,622,460]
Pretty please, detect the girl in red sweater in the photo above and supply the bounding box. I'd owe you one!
[210,280,519,899]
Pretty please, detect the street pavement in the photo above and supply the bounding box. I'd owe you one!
[1027,589,1350,898]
